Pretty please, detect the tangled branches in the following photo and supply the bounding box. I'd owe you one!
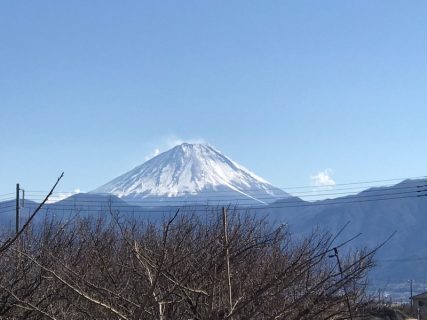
[0,208,376,319]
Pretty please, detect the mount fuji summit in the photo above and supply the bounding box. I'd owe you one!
[92,143,290,205]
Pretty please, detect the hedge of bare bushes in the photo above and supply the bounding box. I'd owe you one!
[0,209,375,319]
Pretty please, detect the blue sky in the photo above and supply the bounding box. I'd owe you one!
[1,1,426,197]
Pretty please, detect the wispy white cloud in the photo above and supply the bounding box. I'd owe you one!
[145,148,160,161]
[47,188,81,203]
[310,169,336,188]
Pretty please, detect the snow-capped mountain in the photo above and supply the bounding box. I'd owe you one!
[91,143,290,205]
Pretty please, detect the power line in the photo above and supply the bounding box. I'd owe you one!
[7,191,425,214]
[0,199,15,204]
[0,196,15,202]
[22,190,427,208]
[25,183,419,198]
[0,193,15,198]
[378,257,427,263]
[23,182,427,203]
[22,184,427,205]
[23,175,427,195]
[3,176,427,215]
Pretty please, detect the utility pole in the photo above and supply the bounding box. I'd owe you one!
[222,207,233,317]
[409,279,413,314]
[329,247,353,320]
[21,189,25,209]
[15,184,20,235]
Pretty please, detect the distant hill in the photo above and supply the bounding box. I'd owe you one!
[266,179,427,283]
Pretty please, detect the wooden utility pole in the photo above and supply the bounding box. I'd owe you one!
[15,184,20,236]
[410,279,413,314]
[330,247,353,320]
[222,207,233,316]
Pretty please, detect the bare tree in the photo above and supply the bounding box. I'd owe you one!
[0,204,378,319]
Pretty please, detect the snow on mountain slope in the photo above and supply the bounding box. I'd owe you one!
[91,143,290,205]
